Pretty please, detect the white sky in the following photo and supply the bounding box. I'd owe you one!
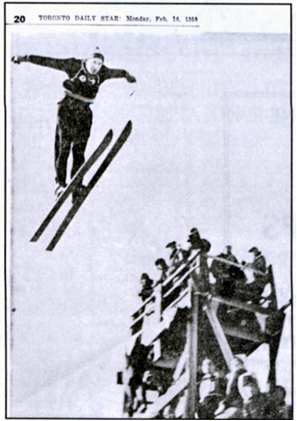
[4,2,293,418]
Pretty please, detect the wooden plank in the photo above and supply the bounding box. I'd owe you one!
[223,326,265,343]
[162,251,200,287]
[204,301,233,369]
[163,264,199,298]
[148,371,189,418]
[209,295,272,315]
[207,254,266,276]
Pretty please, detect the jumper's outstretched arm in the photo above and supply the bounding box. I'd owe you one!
[11,54,75,72]
[105,67,136,83]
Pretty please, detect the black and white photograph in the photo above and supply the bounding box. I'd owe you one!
[4,1,293,419]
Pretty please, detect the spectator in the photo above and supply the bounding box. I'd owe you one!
[224,246,247,299]
[249,247,266,275]
[139,273,154,302]
[237,372,271,419]
[197,358,226,419]
[211,249,235,299]
[166,241,182,272]
[200,238,211,253]
[267,386,292,419]
[124,340,152,417]
[215,356,247,419]
[244,247,268,304]
[225,246,238,264]
[216,362,228,392]
[166,241,178,263]
[178,244,191,263]
[187,227,202,251]
[155,258,169,284]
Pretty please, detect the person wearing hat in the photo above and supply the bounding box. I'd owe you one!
[225,245,238,264]
[248,247,266,274]
[186,227,211,255]
[166,241,181,271]
[267,385,292,419]
[243,247,267,304]
[237,372,272,419]
[12,47,136,201]
[187,227,202,251]
[155,258,169,284]
[197,358,226,419]
[215,356,247,419]
[139,273,154,302]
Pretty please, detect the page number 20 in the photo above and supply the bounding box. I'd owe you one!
[14,15,26,23]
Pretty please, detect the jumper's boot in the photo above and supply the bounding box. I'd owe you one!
[55,183,67,200]
[72,185,88,205]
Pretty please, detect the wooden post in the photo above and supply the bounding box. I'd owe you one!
[185,282,198,418]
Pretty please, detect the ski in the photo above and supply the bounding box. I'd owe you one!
[46,120,132,251]
[30,129,113,243]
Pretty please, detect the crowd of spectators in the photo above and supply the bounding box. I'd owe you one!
[127,229,289,419]
[138,227,271,308]
[196,356,291,419]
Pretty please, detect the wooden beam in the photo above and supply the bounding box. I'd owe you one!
[201,294,272,316]
[163,264,199,298]
[204,301,233,369]
[207,254,266,276]
[223,326,265,343]
[147,370,189,418]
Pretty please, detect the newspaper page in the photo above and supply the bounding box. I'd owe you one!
[4,1,293,419]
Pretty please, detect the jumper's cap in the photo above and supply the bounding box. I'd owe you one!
[166,241,176,249]
[249,247,259,253]
[92,47,104,62]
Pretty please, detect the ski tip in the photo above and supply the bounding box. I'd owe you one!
[124,121,132,137]
[30,233,40,242]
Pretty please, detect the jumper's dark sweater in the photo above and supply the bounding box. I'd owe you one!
[24,55,129,102]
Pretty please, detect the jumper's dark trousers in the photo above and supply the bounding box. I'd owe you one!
[55,96,93,187]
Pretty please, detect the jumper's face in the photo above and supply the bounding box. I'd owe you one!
[86,58,103,74]
[202,359,215,375]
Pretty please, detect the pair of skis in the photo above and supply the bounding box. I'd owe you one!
[31,121,132,251]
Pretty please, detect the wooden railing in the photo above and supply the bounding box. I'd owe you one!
[130,252,201,335]
[130,252,276,337]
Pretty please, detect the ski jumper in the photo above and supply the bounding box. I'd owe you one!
[22,55,131,187]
